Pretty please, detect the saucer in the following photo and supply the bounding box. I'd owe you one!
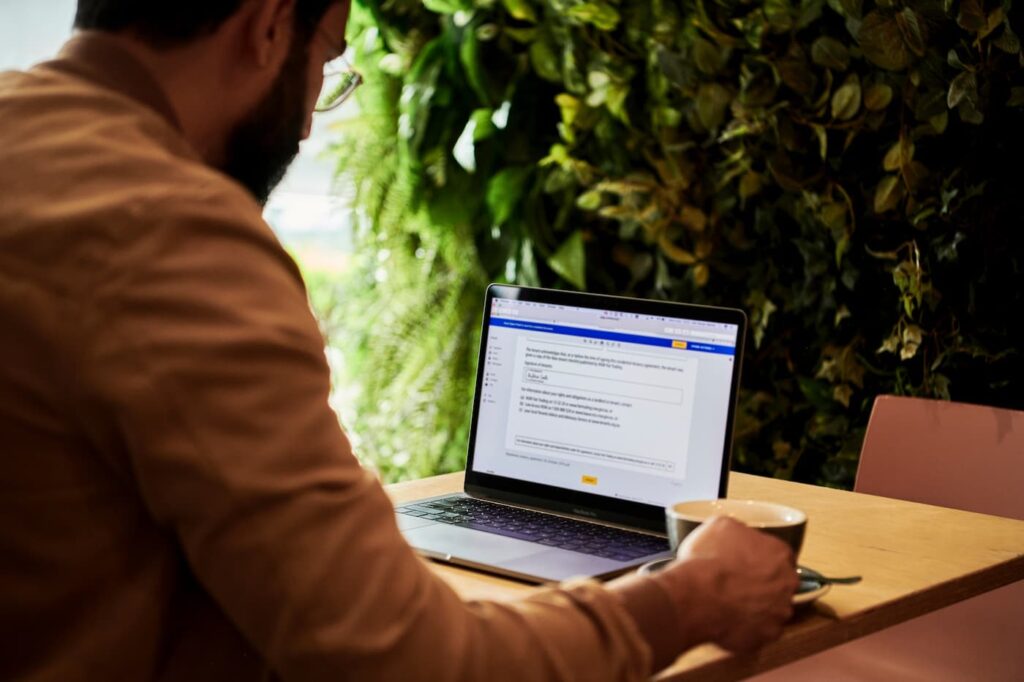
[636,559,831,605]
[793,567,831,605]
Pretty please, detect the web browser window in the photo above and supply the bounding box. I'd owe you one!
[472,298,739,507]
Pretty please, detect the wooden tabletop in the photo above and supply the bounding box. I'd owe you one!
[386,471,1024,681]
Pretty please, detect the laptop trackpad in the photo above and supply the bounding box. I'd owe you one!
[404,524,544,563]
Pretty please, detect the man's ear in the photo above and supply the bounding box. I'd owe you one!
[247,0,298,68]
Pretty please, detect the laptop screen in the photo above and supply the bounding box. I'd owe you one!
[469,292,741,509]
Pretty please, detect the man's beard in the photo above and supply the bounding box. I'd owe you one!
[221,40,309,206]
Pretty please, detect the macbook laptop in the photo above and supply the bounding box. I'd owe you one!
[396,284,746,583]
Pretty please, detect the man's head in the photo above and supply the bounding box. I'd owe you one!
[74,0,351,203]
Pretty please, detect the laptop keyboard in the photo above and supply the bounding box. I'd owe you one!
[396,496,670,562]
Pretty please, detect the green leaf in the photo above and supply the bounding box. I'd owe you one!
[459,28,491,104]
[737,11,768,50]
[798,0,826,28]
[588,70,611,89]
[540,143,570,167]
[605,83,631,123]
[477,23,499,41]
[831,75,862,120]
[930,111,949,133]
[821,201,847,231]
[693,38,723,76]
[994,22,1021,54]
[895,9,926,58]
[980,8,1007,42]
[576,190,602,211]
[501,0,538,23]
[947,48,968,70]
[858,11,912,71]
[423,0,471,14]
[826,0,863,20]
[811,36,850,71]
[680,205,709,232]
[529,38,562,82]
[561,42,587,95]
[408,37,445,82]
[486,167,532,225]
[566,2,621,31]
[874,174,902,213]
[548,231,587,289]
[693,263,711,288]
[739,171,763,199]
[555,94,581,128]
[863,83,893,111]
[746,292,778,349]
[947,71,977,109]
[813,124,829,159]
[653,106,683,127]
[765,0,796,33]
[957,0,986,32]
[778,45,816,95]
[1009,87,1024,107]
[470,108,497,142]
[900,324,923,360]
[877,333,899,354]
[696,83,732,131]
[504,26,537,43]
[658,234,698,265]
[452,109,496,172]
[882,139,914,170]
[883,142,900,171]
[958,99,984,125]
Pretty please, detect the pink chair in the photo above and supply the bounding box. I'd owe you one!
[750,395,1024,681]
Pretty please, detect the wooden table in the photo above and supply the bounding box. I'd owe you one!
[387,471,1024,681]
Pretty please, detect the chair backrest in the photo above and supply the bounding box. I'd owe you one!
[855,395,1024,520]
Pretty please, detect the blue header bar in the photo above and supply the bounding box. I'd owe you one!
[490,318,735,356]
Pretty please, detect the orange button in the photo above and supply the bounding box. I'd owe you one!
[581,475,598,485]
[672,340,688,349]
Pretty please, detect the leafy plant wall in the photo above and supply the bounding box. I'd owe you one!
[330,0,1023,485]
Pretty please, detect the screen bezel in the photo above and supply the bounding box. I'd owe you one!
[464,284,747,533]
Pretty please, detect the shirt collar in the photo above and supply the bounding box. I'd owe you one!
[47,31,182,132]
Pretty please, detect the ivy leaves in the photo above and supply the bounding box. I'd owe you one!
[812,36,851,71]
[831,74,862,119]
[335,0,1024,488]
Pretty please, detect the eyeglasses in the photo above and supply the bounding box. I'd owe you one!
[316,54,363,113]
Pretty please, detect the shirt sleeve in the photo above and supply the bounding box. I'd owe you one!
[82,194,658,682]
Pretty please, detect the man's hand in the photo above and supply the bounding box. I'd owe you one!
[656,516,799,653]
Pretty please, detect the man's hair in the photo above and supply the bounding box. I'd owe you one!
[74,0,336,47]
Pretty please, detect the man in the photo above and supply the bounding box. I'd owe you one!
[0,1,797,680]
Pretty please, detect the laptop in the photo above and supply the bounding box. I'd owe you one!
[395,284,746,583]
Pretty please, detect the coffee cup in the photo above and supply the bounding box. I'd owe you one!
[665,499,807,558]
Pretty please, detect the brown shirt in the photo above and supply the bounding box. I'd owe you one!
[0,34,679,681]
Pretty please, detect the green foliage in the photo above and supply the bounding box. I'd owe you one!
[332,0,1024,485]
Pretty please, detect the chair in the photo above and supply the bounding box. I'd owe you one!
[750,395,1024,681]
